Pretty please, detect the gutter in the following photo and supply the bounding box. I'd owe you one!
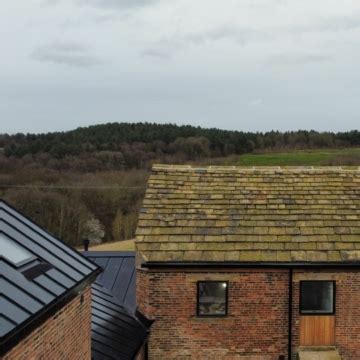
[142,261,360,269]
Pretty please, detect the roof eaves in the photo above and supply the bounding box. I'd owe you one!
[0,265,101,355]
[142,261,360,269]
[83,251,135,258]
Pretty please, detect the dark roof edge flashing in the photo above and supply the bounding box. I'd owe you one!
[132,310,154,359]
[142,261,360,269]
[83,251,135,257]
[132,310,153,360]
[0,267,101,356]
[135,308,155,329]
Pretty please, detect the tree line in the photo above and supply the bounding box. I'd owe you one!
[1,123,359,170]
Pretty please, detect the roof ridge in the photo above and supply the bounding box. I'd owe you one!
[152,164,360,172]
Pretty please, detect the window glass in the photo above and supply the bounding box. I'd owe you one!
[0,233,34,265]
[300,281,335,314]
[197,281,228,316]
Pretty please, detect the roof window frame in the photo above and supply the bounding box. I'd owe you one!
[0,231,37,268]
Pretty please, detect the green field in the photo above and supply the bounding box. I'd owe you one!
[219,148,360,166]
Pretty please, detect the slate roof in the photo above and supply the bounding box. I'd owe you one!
[0,200,101,353]
[136,165,360,263]
[84,252,149,360]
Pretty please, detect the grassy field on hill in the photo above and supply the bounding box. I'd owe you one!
[87,239,135,251]
[215,148,360,166]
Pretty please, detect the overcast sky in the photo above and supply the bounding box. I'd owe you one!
[1,0,360,134]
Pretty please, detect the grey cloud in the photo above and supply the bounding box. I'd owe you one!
[267,53,333,67]
[142,13,360,61]
[319,14,360,31]
[32,42,103,67]
[185,26,270,45]
[249,98,263,107]
[290,13,360,34]
[75,0,159,10]
[141,48,171,59]
[41,0,61,5]
[142,26,270,59]
[140,39,181,59]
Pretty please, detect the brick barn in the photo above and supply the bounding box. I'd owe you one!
[136,165,360,359]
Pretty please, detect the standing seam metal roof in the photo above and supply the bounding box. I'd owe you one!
[91,282,147,360]
[84,251,149,360]
[87,252,136,313]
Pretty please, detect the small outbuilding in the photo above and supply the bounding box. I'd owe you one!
[0,200,101,360]
[136,165,360,359]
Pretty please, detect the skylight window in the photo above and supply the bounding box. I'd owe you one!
[0,233,34,266]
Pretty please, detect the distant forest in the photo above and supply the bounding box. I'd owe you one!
[0,122,359,247]
[1,123,359,170]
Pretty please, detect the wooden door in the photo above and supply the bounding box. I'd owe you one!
[299,316,335,346]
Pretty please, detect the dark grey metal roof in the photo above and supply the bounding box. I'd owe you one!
[85,251,136,313]
[0,200,101,353]
[91,282,147,360]
[84,251,150,360]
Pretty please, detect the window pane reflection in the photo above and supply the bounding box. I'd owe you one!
[0,233,34,265]
[300,281,334,314]
[198,281,227,316]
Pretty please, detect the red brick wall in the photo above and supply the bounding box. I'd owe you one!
[335,271,360,359]
[3,286,92,360]
[138,268,360,360]
[137,268,289,359]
